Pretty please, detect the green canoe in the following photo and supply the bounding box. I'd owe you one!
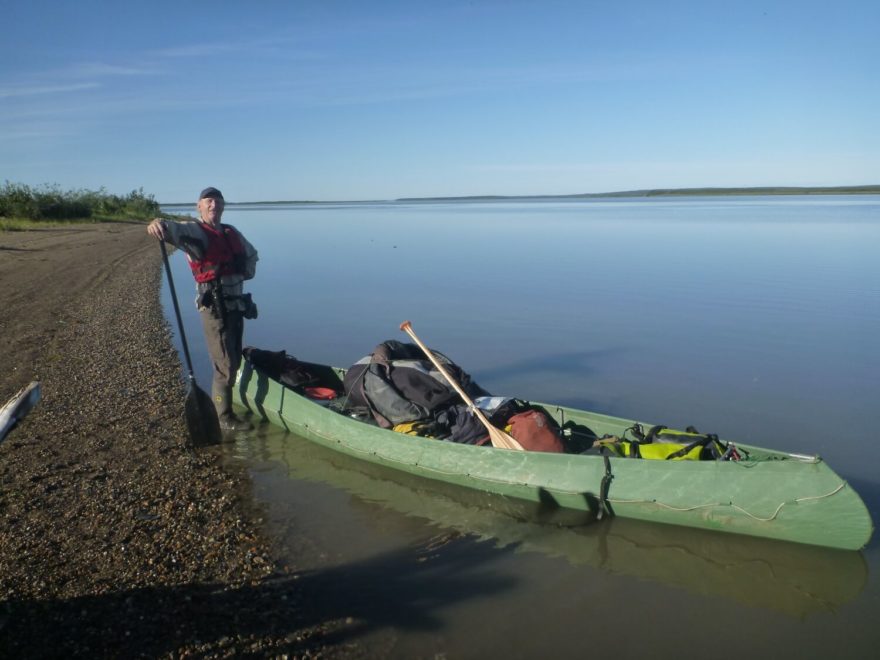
[245,428,868,617]
[234,359,874,551]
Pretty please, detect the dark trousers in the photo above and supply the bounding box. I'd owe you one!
[199,308,245,416]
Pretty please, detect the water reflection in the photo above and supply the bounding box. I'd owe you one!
[230,423,867,619]
[160,196,880,655]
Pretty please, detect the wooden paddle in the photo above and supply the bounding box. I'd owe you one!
[400,321,524,451]
[159,241,219,446]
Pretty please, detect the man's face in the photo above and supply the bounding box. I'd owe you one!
[197,196,224,225]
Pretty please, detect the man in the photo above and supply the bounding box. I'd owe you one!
[147,187,259,431]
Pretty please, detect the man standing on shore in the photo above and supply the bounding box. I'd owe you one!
[147,187,259,431]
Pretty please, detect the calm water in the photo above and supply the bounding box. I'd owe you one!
[161,196,880,658]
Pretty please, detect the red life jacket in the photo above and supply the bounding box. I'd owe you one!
[187,223,246,283]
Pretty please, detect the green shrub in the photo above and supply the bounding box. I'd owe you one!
[0,181,161,222]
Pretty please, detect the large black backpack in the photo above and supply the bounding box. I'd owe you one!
[343,340,489,428]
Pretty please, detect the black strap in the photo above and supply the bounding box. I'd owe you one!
[664,439,705,460]
[597,454,614,520]
[644,425,667,443]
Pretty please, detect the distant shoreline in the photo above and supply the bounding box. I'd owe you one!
[401,185,880,202]
[160,184,880,207]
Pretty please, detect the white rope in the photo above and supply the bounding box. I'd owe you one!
[606,483,846,522]
[307,424,849,523]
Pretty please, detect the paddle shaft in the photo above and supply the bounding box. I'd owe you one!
[159,241,198,382]
[158,239,222,448]
[400,321,524,451]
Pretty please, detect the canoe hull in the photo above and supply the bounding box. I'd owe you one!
[0,381,41,444]
[253,431,869,618]
[235,361,873,550]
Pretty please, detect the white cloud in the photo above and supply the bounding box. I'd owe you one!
[66,62,161,78]
[152,42,242,59]
[0,82,100,99]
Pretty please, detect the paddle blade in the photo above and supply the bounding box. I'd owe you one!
[184,384,221,446]
[0,381,42,444]
[485,417,526,451]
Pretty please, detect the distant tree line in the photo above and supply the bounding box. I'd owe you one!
[0,181,161,222]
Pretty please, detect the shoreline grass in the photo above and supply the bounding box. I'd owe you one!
[0,182,163,231]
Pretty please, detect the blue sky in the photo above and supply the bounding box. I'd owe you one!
[2,0,877,202]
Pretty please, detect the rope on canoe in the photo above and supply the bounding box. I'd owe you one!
[605,482,847,522]
[309,427,849,523]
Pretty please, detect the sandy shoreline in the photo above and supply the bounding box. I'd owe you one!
[0,223,366,657]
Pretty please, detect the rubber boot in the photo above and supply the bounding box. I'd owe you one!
[214,388,253,432]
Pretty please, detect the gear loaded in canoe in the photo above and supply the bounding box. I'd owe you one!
[233,328,873,551]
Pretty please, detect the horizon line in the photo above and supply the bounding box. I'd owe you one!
[159,184,880,206]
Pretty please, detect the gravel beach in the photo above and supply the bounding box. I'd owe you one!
[0,223,369,658]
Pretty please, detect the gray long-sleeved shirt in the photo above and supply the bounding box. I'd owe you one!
[161,219,259,313]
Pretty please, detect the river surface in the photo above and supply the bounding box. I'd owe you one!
[160,196,880,658]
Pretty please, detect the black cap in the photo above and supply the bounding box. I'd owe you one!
[199,187,224,200]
